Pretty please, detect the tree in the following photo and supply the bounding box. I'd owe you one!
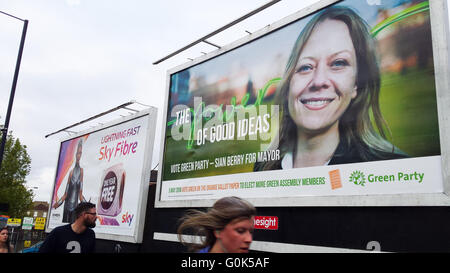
[0,132,33,218]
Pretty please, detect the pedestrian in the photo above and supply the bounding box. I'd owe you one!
[177,196,256,253]
[0,227,13,253]
[39,202,96,253]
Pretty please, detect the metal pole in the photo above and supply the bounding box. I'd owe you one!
[152,0,281,65]
[0,19,28,169]
[44,100,136,138]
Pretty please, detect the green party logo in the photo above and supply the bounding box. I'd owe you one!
[349,170,366,187]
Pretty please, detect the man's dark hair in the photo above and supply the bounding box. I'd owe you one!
[74,202,96,219]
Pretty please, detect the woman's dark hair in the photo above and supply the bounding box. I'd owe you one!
[74,202,96,219]
[0,227,12,253]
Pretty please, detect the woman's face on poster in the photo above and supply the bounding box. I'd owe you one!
[76,144,82,162]
[288,19,358,133]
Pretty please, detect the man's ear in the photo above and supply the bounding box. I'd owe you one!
[214,230,221,238]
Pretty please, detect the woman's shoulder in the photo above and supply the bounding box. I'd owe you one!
[0,246,10,253]
[253,159,282,171]
[368,148,409,161]
[331,141,409,165]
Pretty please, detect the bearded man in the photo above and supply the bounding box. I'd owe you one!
[39,202,97,253]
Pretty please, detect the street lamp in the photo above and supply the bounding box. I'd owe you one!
[0,11,28,169]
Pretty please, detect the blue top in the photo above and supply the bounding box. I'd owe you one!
[198,246,211,253]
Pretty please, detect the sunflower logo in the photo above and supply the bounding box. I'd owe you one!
[349,170,366,187]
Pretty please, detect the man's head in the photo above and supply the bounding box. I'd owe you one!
[74,202,97,229]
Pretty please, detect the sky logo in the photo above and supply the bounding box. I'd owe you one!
[121,212,134,226]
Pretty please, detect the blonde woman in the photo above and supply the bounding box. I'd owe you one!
[177,196,256,253]
[255,6,407,171]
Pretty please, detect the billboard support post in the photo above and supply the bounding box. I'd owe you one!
[431,0,450,196]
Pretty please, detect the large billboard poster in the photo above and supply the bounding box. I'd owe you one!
[158,0,446,206]
[48,109,157,242]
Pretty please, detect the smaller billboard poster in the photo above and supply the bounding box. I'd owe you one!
[47,109,157,243]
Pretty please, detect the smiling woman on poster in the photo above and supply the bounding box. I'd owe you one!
[255,6,407,171]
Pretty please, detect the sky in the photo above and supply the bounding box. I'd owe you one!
[0,0,449,202]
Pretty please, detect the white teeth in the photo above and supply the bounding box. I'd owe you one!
[302,100,329,106]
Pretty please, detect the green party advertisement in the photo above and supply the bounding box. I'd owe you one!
[159,0,442,203]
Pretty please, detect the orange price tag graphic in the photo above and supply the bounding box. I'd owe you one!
[329,169,342,190]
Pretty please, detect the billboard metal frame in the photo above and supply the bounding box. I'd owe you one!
[46,107,158,243]
[155,0,450,208]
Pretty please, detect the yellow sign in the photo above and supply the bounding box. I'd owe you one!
[24,240,31,248]
[7,218,21,227]
[34,217,46,230]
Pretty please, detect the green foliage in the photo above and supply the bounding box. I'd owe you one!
[0,132,33,218]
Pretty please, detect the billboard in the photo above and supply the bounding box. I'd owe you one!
[47,108,157,243]
[156,0,450,207]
